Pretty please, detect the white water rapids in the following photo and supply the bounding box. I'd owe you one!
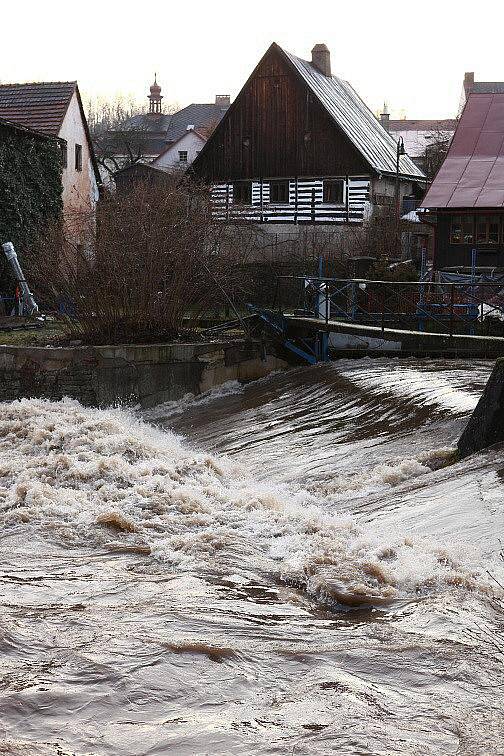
[1,358,504,754]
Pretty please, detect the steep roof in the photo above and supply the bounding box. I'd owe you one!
[0,116,61,141]
[0,81,101,186]
[0,82,76,134]
[281,46,424,179]
[421,92,504,209]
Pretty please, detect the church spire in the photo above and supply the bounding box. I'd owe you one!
[148,73,163,114]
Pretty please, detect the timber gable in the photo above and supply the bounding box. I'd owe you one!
[192,42,424,226]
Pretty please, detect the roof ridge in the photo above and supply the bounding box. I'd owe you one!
[280,45,424,179]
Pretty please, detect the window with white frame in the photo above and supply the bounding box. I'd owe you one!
[178,151,188,163]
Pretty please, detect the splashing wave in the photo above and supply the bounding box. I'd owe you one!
[0,398,488,607]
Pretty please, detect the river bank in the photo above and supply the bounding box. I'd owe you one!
[0,338,288,407]
[1,358,504,754]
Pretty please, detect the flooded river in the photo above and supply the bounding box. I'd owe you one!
[1,358,504,754]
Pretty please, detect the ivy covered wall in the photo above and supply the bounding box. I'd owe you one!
[0,123,63,255]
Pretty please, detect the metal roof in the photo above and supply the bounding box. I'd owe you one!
[421,93,504,209]
[0,82,76,134]
[282,47,425,180]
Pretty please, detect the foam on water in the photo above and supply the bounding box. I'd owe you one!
[0,398,491,607]
[142,379,243,421]
[312,447,456,501]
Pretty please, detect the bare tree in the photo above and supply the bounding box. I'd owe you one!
[86,95,179,180]
[421,127,452,182]
[26,177,256,343]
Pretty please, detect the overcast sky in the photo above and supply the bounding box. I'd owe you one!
[3,0,503,119]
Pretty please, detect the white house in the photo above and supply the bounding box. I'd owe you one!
[152,126,206,170]
[0,81,101,244]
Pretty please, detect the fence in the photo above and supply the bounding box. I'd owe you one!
[272,276,504,336]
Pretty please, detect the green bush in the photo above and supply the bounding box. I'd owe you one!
[0,123,62,284]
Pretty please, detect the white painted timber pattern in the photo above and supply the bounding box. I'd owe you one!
[210,177,371,224]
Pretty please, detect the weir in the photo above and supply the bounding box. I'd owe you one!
[250,275,504,362]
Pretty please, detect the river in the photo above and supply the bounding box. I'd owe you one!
[1,358,504,755]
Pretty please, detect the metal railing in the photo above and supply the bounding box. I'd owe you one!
[271,276,504,337]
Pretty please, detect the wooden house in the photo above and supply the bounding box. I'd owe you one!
[420,89,504,270]
[191,43,425,230]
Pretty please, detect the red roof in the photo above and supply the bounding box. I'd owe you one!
[0,82,76,135]
[421,93,504,209]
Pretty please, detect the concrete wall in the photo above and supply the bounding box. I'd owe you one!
[0,340,288,408]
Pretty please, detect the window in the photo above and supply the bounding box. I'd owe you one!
[450,215,474,244]
[178,151,188,163]
[232,181,252,205]
[489,216,500,244]
[476,215,501,245]
[323,179,345,204]
[450,215,502,245]
[269,180,290,204]
[74,144,82,171]
[60,142,67,169]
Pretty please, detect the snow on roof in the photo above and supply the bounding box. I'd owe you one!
[402,209,421,222]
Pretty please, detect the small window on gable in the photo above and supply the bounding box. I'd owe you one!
[232,181,252,205]
[60,142,67,169]
[75,144,82,172]
[269,180,290,204]
[178,151,188,163]
[323,179,344,204]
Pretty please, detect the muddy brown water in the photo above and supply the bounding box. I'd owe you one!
[1,358,504,754]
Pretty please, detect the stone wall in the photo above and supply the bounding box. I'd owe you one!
[0,340,288,408]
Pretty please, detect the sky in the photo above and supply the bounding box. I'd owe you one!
[2,0,504,119]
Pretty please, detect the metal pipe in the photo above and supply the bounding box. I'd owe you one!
[2,242,39,316]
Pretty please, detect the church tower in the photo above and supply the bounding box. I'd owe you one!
[148,74,163,114]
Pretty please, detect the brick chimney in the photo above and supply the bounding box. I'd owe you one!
[464,72,475,97]
[380,103,390,132]
[311,44,331,77]
[215,94,230,108]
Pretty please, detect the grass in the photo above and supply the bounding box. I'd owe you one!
[0,320,67,347]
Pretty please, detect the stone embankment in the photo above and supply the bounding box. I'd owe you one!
[0,340,287,408]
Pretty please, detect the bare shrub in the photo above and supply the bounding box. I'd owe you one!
[27,178,250,344]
